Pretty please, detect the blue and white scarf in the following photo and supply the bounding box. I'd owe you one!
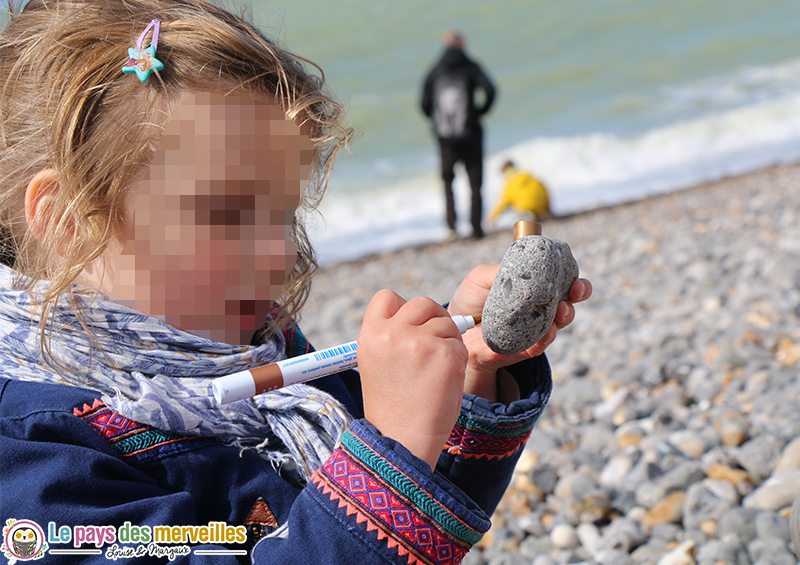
[0,264,350,481]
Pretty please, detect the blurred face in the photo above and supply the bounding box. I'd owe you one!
[110,92,314,345]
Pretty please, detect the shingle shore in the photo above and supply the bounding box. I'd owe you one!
[302,162,800,565]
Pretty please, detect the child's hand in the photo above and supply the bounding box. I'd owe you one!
[448,264,592,402]
[357,289,469,471]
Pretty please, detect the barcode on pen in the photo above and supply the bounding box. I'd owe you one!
[313,343,357,362]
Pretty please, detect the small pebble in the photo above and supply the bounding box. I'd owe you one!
[550,523,579,549]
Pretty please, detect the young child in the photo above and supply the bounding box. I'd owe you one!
[488,160,551,226]
[0,1,591,564]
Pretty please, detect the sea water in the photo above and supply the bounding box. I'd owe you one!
[254,0,800,264]
[5,1,798,264]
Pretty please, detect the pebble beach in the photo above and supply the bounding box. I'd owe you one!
[301,162,800,565]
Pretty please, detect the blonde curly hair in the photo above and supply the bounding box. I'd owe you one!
[0,0,351,367]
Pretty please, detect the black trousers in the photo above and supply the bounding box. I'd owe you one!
[438,136,484,238]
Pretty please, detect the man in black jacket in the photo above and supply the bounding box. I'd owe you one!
[421,31,496,240]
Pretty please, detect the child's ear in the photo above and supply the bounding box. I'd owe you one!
[24,169,59,241]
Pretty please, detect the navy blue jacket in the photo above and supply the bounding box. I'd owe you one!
[421,47,496,141]
[0,330,551,564]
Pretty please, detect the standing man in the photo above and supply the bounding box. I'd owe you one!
[421,31,496,240]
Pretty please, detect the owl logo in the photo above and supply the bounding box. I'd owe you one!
[1,519,47,562]
[13,528,37,557]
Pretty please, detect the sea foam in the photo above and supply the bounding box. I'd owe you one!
[309,90,800,265]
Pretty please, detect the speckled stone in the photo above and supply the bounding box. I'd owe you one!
[482,235,579,355]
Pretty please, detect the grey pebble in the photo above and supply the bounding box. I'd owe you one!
[686,367,721,404]
[621,451,663,491]
[650,524,682,543]
[629,542,672,564]
[596,517,646,553]
[554,471,600,500]
[677,527,711,546]
[635,461,704,509]
[611,489,638,516]
[747,538,793,563]
[482,235,578,355]
[736,435,787,482]
[718,507,760,545]
[517,513,548,538]
[578,424,618,456]
[531,463,559,495]
[695,537,751,565]
[576,522,601,555]
[755,512,792,543]
[683,478,739,529]
[518,535,555,560]
[526,429,560,455]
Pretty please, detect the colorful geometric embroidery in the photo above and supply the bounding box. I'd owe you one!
[341,431,483,546]
[445,414,535,460]
[73,399,215,463]
[311,429,487,565]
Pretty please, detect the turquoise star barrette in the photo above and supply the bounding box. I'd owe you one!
[122,19,163,83]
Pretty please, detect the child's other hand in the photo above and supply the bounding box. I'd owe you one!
[358,290,469,471]
[448,264,592,402]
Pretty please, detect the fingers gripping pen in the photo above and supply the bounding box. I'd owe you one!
[213,314,479,404]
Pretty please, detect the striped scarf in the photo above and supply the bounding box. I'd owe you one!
[0,264,350,481]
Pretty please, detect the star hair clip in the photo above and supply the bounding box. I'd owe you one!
[122,19,164,83]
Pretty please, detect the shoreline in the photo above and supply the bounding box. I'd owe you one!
[300,160,799,348]
[314,161,795,272]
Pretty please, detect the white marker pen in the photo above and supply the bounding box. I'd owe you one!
[213,314,479,404]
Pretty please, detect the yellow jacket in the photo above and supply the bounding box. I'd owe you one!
[489,168,550,220]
